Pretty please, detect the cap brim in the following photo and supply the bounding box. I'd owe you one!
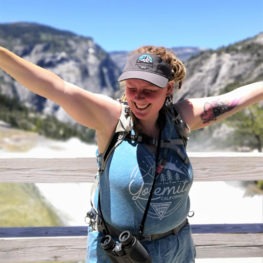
[118,71,168,88]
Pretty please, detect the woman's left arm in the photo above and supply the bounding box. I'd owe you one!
[176,81,263,131]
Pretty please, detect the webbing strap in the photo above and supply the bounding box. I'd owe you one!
[138,129,162,238]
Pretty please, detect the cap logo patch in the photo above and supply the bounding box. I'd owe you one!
[136,54,153,69]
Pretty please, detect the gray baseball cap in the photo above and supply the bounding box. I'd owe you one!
[118,53,173,88]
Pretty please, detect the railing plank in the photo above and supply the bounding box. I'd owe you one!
[0,231,262,262]
[190,154,263,181]
[0,236,86,263]
[194,233,263,258]
[0,154,263,182]
[0,157,96,183]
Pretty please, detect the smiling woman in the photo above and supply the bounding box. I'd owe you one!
[0,43,262,263]
[117,47,186,137]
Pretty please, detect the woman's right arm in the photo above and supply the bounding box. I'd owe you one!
[0,47,121,150]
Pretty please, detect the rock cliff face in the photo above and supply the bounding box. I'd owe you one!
[0,22,121,122]
[176,33,263,101]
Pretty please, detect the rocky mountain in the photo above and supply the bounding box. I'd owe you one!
[175,33,263,101]
[0,22,121,123]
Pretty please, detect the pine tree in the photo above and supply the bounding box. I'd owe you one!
[226,104,263,152]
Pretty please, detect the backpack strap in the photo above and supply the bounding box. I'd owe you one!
[98,103,132,173]
[169,105,190,147]
[163,105,191,164]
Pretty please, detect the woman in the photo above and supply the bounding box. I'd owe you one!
[0,45,262,262]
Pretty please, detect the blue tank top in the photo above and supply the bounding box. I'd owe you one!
[96,104,193,236]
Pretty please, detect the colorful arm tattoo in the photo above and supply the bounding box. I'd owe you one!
[200,99,239,124]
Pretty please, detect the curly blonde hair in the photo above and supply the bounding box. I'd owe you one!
[132,45,186,89]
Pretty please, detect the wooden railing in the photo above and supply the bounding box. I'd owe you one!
[0,154,262,262]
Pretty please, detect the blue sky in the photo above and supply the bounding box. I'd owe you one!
[0,0,262,52]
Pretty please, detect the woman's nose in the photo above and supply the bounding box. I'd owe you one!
[134,91,145,100]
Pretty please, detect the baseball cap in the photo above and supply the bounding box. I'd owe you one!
[118,53,173,88]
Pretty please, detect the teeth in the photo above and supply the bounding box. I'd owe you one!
[135,103,149,110]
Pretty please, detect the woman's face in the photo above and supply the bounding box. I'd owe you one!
[125,79,172,122]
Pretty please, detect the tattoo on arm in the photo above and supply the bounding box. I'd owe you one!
[200,99,239,124]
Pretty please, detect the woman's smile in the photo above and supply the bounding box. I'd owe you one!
[134,102,151,110]
[124,79,169,122]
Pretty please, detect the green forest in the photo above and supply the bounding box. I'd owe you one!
[0,93,95,143]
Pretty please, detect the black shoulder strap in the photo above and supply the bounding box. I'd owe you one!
[170,106,190,147]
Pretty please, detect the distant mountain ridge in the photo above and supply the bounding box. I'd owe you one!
[110,47,203,70]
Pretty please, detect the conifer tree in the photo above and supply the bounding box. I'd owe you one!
[226,104,263,152]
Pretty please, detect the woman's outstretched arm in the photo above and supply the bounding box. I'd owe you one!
[176,81,263,130]
[0,46,121,151]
